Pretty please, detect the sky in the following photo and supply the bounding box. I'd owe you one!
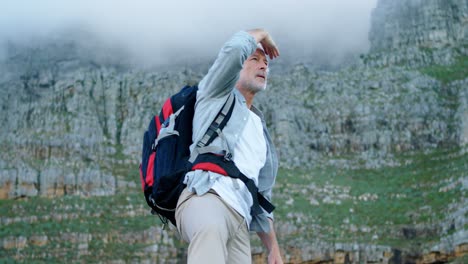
[0,0,378,66]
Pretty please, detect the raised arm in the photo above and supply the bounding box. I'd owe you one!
[197,29,279,99]
[246,29,280,60]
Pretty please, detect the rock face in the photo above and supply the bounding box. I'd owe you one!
[258,66,466,168]
[364,0,468,67]
[370,0,467,51]
[0,40,201,199]
[0,0,467,198]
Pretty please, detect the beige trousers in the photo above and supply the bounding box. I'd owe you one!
[175,188,251,264]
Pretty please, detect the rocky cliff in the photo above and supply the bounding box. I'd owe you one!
[370,0,467,51]
[1,0,467,263]
[1,43,466,199]
[365,0,467,67]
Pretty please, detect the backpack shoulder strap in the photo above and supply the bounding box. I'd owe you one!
[189,93,235,162]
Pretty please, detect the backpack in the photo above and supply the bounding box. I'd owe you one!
[139,85,275,227]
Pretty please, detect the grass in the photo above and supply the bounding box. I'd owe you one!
[419,55,468,84]
[0,147,466,261]
[0,192,155,237]
[273,147,467,248]
[0,191,170,262]
[0,240,158,263]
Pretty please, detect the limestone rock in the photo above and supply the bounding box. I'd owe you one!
[29,235,48,247]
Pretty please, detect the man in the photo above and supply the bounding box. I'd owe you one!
[175,29,282,264]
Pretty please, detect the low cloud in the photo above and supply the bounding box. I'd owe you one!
[0,0,378,66]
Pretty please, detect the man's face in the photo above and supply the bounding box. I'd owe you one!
[237,48,269,93]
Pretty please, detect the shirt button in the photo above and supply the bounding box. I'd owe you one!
[243,117,247,121]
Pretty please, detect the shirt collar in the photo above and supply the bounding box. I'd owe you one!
[233,89,265,120]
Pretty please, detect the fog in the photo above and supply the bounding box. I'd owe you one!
[0,0,378,67]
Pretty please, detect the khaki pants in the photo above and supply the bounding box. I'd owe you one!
[175,188,251,264]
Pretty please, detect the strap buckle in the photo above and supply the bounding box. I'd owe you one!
[224,151,232,161]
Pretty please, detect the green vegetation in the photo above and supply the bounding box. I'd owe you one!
[1,147,466,261]
[274,147,467,248]
[0,193,154,238]
[419,55,468,84]
[0,191,169,262]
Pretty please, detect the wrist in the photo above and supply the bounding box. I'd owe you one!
[246,28,268,43]
[268,247,283,264]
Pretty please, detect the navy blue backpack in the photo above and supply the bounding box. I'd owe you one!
[139,85,198,226]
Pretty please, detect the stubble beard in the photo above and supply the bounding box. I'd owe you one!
[247,78,267,94]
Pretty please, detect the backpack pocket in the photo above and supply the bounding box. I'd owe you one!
[152,134,187,213]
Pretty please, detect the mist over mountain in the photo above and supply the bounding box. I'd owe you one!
[0,0,467,263]
[0,0,377,69]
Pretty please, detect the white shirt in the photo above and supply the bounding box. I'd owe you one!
[211,109,267,226]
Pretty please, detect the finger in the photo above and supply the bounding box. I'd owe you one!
[271,48,277,59]
[271,44,279,57]
[269,48,276,60]
[273,47,280,58]
[261,42,267,53]
[265,47,271,59]
[264,46,273,60]
[270,47,276,59]
[265,46,271,57]
[261,43,270,56]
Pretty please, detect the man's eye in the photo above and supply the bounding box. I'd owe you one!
[252,57,258,61]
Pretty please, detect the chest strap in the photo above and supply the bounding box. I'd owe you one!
[191,153,275,216]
